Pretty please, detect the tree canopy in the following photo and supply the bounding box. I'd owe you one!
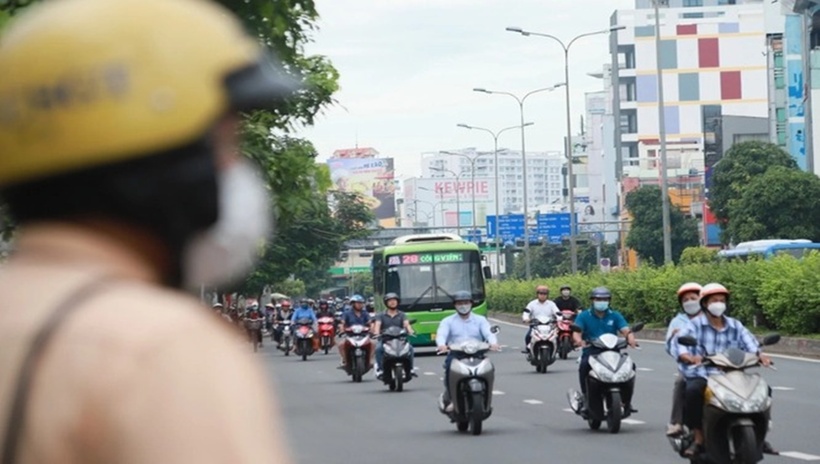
[709,141,797,242]
[512,242,618,279]
[625,185,700,265]
[726,166,820,243]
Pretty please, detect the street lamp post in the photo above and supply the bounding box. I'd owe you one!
[430,167,464,236]
[506,24,625,274]
[652,0,673,264]
[439,150,494,234]
[457,122,534,279]
[474,84,563,280]
[417,186,445,229]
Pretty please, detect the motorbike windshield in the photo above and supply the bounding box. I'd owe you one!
[385,250,485,312]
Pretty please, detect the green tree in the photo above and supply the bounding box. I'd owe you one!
[709,141,797,242]
[625,185,700,265]
[726,166,820,243]
[513,242,618,279]
[271,278,306,299]
[349,271,374,297]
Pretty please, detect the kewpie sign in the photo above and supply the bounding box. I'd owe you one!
[433,180,489,198]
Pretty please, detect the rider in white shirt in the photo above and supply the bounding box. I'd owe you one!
[522,285,562,353]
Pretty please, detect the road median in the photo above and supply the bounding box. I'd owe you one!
[489,311,820,360]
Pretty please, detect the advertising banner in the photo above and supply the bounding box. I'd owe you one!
[328,158,396,227]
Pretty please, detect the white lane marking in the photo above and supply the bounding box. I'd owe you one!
[637,367,653,372]
[771,386,795,391]
[562,408,574,413]
[500,345,510,348]
[423,371,436,376]
[489,317,820,364]
[512,346,520,350]
[621,419,645,425]
[492,390,505,395]
[780,451,820,461]
[439,377,444,381]
[523,399,543,405]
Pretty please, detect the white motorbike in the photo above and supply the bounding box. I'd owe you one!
[670,334,779,464]
[568,323,644,434]
[438,335,499,436]
[525,314,559,373]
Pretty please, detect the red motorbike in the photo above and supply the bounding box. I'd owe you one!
[317,316,336,354]
[293,318,316,361]
[557,310,576,360]
[340,324,374,383]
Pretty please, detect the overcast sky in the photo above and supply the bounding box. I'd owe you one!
[299,0,635,178]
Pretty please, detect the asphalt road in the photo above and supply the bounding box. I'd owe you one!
[262,319,820,463]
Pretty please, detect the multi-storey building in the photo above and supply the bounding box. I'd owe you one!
[421,148,565,213]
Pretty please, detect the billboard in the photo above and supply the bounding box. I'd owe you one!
[403,177,497,228]
[328,157,396,227]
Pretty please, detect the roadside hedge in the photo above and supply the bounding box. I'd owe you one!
[486,253,820,335]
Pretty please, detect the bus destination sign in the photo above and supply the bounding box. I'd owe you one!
[388,252,465,266]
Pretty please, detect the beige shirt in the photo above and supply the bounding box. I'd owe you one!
[0,223,291,463]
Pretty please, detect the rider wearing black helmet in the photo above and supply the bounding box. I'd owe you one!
[554,285,582,315]
[372,293,416,379]
[572,287,637,414]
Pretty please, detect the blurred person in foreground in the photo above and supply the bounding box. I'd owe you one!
[0,0,300,462]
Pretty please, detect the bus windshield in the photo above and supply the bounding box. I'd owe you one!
[384,250,485,311]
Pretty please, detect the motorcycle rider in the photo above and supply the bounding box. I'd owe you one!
[436,291,500,412]
[245,301,265,347]
[373,293,416,379]
[272,301,293,348]
[521,285,562,354]
[573,287,637,415]
[316,300,334,319]
[554,285,582,315]
[673,283,773,457]
[665,282,703,437]
[290,298,317,325]
[337,294,371,368]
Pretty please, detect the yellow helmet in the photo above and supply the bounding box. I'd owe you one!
[0,0,298,187]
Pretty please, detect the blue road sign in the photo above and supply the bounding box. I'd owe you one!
[465,228,482,243]
[535,213,574,244]
[486,214,525,241]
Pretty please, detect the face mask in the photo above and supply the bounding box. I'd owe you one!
[181,160,271,289]
[593,301,609,312]
[682,300,701,316]
[455,304,472,315]
[561,290,570,297]
[707,302,726,317]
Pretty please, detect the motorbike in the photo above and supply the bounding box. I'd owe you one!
[526,314,559,373]
[556,310,576,360]
[243,316,264,353]
[293,318,316,361]
[438,326,500,436]
[568,322,644,434]
[278,320,293,356]
[340,324,374,382]
[379,325,414,392]
[669,334,780,464]
[317,316,336,354]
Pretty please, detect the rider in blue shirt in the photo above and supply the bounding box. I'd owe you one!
[573,286,636,414]
[290,298,317,324]
[337,294,371,368]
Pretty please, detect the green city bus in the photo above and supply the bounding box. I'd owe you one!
[371,233,492,347]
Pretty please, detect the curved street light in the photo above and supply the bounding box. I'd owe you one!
[457,122,534,279]
[505,24,625,274]
[473,83,563,280]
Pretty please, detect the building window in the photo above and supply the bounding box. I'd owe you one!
[718,0,736,4]
[773,51,784,69]
[777,129,787,146]
[776,107,786,123]
[683,0,703,6]
[775,72,785,90]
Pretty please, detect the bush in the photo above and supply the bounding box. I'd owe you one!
[679,247,717,265]
[487,257,820,335]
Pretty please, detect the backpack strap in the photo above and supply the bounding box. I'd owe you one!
[2,277,114,464]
